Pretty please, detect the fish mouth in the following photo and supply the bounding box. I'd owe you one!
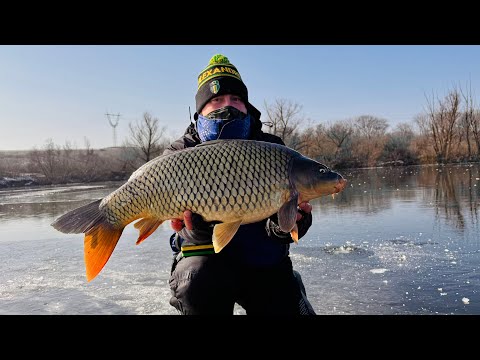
[334,177,347,193]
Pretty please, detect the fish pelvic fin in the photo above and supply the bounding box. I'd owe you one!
[290,224,299,243]
[212,220,242,253]
[84,224,124,282]
[278,193,299,232]
[134,217,164,245]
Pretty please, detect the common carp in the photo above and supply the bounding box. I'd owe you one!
[52,139,347,281]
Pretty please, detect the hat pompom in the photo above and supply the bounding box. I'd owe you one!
[209,54,230,65]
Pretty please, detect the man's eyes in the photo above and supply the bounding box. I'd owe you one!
[211,96,242,103]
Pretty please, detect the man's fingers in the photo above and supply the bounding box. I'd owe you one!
[170,219,184,232]
[298,201,312,213]
[183,210,193,230]
[296,201,312,222]
[170,210,194,231]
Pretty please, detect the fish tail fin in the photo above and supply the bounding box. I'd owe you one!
[51,199,104,234]
[84,224,124,282]
[51,199,124,282]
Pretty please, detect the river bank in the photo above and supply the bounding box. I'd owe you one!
[0,147,134,189]
[0,174,42,188]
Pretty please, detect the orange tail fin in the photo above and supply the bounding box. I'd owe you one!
[51,198,125,282]
[84,225,124,282]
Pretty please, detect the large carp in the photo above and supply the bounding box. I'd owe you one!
[52,139,347,281]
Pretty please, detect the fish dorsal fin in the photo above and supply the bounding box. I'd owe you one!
[134,217,164,245]
[84,225,124,282]
[195,139,242,148]
[212,220,242,253]
[278,192,299,233]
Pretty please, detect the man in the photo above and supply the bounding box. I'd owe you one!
[164,54,316,315]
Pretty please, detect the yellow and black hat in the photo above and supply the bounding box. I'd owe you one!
[195,54,248,114]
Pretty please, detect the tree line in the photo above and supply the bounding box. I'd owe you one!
[265,85,480,168]
[5,84,479,186]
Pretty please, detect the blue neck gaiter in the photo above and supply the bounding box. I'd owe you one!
[196,106,251,142]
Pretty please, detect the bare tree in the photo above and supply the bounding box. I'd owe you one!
[325,119,355,158]
[382,122,417,164]
[413,114,436,163]
[460,81,479,160]
[352,115,389,167]
[29,139,73,183]
[263,98,305,148]
[295,124,331,160]
[128,112,167,164]
[77,137,102,181]
[423,89,461,163]
[354,115,389,139]
[473,110,480,157]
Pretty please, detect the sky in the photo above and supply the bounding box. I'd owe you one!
[1,45,480,151]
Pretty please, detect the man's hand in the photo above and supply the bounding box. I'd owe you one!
[296,201,312,222]
[170,210,218,244]
[171,210,193,231]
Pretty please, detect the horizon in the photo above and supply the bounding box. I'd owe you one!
[1,45,480,151]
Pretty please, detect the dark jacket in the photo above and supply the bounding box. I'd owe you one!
[163,107,312,267]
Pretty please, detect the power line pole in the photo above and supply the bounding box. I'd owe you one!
[106,112,121,147]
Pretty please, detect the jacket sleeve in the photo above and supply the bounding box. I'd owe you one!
[177,213,218,245]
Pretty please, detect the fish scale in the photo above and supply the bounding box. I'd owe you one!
[51,139,347,281]
[101,139,290,226]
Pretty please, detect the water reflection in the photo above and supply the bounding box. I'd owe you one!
[424,165,480,240]
[337,164,480,240]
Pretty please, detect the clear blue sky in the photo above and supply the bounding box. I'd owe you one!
[1,45,479,151]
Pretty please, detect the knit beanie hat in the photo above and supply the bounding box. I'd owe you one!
[195,54,248,114]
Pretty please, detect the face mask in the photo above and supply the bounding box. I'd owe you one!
[196,106,251,142]
[204,106,247,121]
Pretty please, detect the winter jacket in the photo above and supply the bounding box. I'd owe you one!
[163,107,312,267]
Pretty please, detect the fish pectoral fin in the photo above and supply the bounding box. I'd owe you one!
[278,194,299,232]
[84,224,124,282]
[290,224,299,243]
[212,220,242,253]
[134,217,164,245]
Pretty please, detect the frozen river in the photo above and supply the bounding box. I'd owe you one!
[1,164,479,314]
